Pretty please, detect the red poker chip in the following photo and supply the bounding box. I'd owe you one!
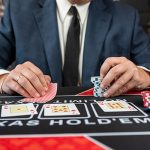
[141,91,150,108]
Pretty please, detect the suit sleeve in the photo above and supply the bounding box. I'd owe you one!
[0,0,15,69]
[131,10,150,70]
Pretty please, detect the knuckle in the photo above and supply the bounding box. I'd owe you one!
[24,61,32,66]
[45,77,51,83]
[25,61,31,65]
[15,64,21,70]
[133,67,139,73]
[121,56,127,61]
[19,77,26,85]
[37,71,43,78]
[105,58,112,64]
[117,80,124,86]
[46,75,51,80]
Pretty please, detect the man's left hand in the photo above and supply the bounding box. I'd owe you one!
[100,57,150,98]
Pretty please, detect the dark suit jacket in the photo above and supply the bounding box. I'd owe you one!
[0,0,150,86]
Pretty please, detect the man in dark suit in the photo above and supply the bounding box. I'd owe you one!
[0,0,150,98]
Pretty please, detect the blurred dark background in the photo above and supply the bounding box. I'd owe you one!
[119,0,150,36]
[0,0,150,36]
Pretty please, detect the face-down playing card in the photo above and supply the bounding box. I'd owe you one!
[97,100,138,112]
[1,103,37,117]
[21,83,57,103]
[44,103,80,116]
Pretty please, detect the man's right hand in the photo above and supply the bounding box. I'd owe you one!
[0,62,51,98]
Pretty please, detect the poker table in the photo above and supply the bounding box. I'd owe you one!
[0,87,150,150]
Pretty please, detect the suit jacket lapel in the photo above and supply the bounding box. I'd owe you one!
[33,0,62,85]
[82,0,112,86]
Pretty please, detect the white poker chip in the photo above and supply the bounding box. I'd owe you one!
[91,76,107,97]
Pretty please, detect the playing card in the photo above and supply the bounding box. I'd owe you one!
[1,103,38,117]
[21,83,57,103]
[44,103,80,116]
[97,100,138,112]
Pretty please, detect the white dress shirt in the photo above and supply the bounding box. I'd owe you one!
[56,0,90,83]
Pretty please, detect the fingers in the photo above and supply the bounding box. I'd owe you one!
[2,78,30,97]
[15,62,51,96]
[10,71,41,98]
[45,75,51,85]
[101,64,126,89]
[24,62,48,89]
[100,57,126,78]
[113,80,137,97]
[100,57,141,98]
[103,71,134,97]
[16,67,47,96]
[1,61,51,98]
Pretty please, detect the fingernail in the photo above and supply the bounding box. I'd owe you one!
[42,91,46,96]
[100,84,105,89]
[103,92,109,97]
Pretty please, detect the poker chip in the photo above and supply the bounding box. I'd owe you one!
[141,91,150,109]
[91,76,107,97]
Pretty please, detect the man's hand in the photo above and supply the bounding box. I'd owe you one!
[0,5,4,17]
[100,57,150,98]
[0,62,51,98]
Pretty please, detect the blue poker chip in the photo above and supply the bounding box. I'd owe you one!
[91,76,106,97]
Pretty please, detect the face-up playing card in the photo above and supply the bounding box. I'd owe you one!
[97,100,138,112]
[44,103,80,116]
[1,103,38,117]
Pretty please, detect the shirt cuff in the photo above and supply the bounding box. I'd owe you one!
[137,66,150,73]
[0,69,10,75]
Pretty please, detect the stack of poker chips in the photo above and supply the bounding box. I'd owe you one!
[91,76,106,97]
[141,91,150,110]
